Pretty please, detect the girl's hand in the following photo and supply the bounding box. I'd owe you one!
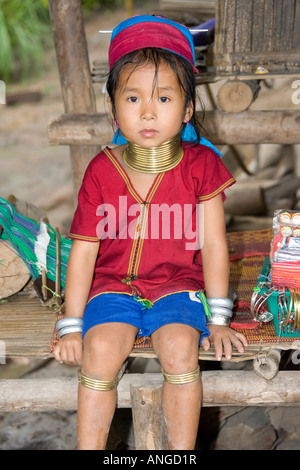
[201,325,248,362]
[53,332,83,366]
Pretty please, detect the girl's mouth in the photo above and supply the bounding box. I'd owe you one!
[139,129,159,138]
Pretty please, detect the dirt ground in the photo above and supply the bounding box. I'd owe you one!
[0,4,300,451]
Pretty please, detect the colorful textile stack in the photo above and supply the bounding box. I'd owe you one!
[0,196,72,288]
[271,210,300,290]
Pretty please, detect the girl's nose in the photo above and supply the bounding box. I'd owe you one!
[141,101,156,120]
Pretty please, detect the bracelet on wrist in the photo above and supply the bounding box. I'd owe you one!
[207,314,231,327]
[207,297,234,310]
[56,317,83,338]
[208,306,233,318]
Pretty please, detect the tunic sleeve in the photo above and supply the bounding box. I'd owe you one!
[195,146,235,202]
[69,159,103,242]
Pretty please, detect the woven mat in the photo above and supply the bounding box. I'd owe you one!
[50,228,293,353]
[222,228,297,345]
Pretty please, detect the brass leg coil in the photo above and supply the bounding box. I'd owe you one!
[78,370,119,391]
[162,365,200,385]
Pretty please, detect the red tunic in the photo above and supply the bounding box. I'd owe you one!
[69,143,235,302]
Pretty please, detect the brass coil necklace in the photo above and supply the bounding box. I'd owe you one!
[123,133,183,174]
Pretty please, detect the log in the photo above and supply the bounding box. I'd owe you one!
[48,0,99,196]
[130,383,168,450]
[0,241,31,300]
[1,371,300,412]
[48,110,300,146]
[217,80,261,113]
[253,349,281,380]
[7,194,48,223]
[6,90,42,106]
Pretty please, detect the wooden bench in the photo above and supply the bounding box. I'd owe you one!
[1,226,300,449]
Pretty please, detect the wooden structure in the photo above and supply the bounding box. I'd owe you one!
[214,0,300,75]
[212,0,300,111]
[1,0,300,450]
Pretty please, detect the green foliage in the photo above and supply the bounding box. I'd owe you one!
[0,0,51,83]
[0,0,123,83]
[81,0,123,11]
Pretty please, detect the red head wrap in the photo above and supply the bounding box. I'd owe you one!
[108,15,198,72]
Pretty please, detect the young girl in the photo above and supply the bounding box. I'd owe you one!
[53,15,248,450]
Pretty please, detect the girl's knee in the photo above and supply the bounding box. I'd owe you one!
[152,325,200,372]
[82,324,136,376]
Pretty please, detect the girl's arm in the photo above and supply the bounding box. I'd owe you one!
[199,195,248,360]
[53,239,100,365]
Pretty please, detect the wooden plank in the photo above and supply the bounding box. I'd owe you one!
[1,371,300,411]
[234,0,253,54]
[280,0,295,50]
[214,0,236,56]
[0,294,56,358]
[48,110,300,146]
[227,50,300,74]
[252,0,265,52]
[292,0,300,49]
[273,0,283,51]
[263,0,275,52]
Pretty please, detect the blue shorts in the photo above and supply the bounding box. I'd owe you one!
[82,291,210,342]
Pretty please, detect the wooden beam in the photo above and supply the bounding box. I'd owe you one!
[48,110,300,146]
[1,371,300,412]
[48,0,99,196]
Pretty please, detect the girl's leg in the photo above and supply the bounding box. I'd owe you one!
[151,324,201,450]
[77,322,138,450]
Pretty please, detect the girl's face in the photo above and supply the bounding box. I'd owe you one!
[110,63,192,148]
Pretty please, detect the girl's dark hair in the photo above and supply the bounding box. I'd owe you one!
[106,48,204,144]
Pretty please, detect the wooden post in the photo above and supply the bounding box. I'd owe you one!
[48,0,99,196]
[130,383,168,450]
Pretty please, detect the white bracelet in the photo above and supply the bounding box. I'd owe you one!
[56,317,83,338]
[208,306,233,318]
[207,297,234,310]
[207,315,231,326]
[58,325,83,338]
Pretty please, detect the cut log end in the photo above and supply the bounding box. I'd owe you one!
[253,349,281,380]
[0,241,31,300]
[217,80,261,113]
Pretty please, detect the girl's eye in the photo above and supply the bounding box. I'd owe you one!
[128,97,139,103]
[159,96,170,103]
